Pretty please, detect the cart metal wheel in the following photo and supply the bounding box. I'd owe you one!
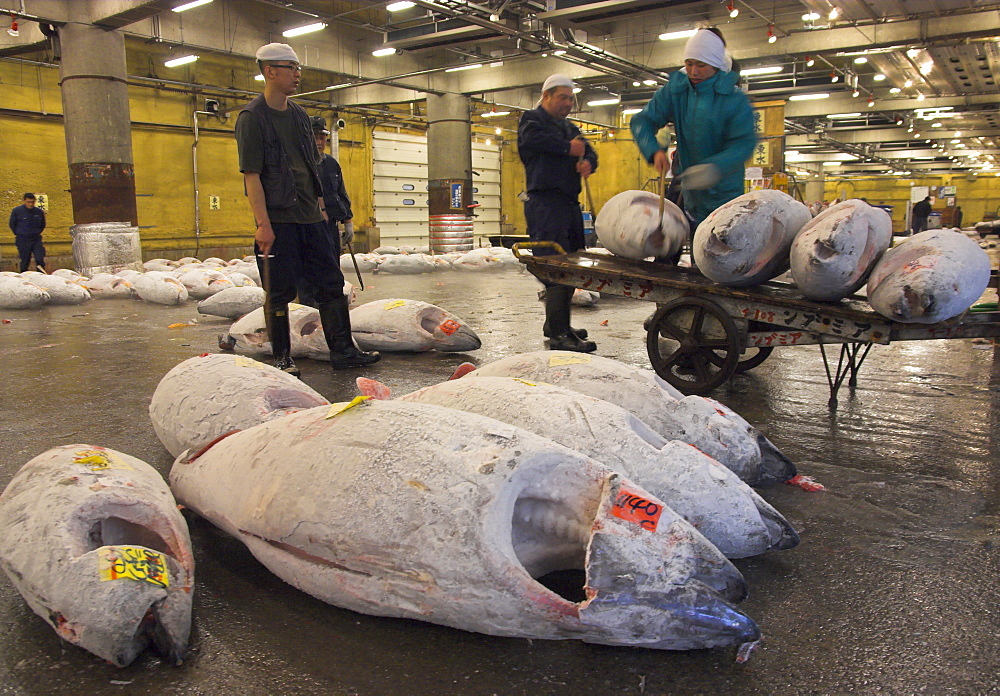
[646,296,742,394]
[707,345,774,372]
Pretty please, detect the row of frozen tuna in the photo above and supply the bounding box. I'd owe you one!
[220,298,482,354]
[0,349,800,667]
[596,190,992,324]
[347,246,521,275]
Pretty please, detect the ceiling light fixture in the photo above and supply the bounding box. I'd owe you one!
[658,29,698,41]
[282,22,327,37]
[906,48,920,58]
[480,110,510,117]
[852,88,860,97]
[164,54,198,67]
[767,25,776,43]
[788,92,830,101]
[623,107,642,115]
[867,96,875,107]
[932,122,942,127]
[740,66,782,76]
[830,71,839,82]
[806,56,815,67]
[904,79,913,88]
[372,47,398,57]
[727,2,738,18]
[829,8,840,20]
[889,87,901,93]
[803,12,820,21]
[172,0,213,11]
[643,79,657,85]
[587,97,621,106]
[553,49,566,56]
[917,93,926,101]
[572,87,581,93]
[873,73,886,81]
[854,56,868,64]
[6,13,17,36]
[386,1,415,10]
[495,127,502,135]
[445,63,482,72]
[954,131,962,137]
[827,113,862,119]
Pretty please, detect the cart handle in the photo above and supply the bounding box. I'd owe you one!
[511,241,567,259]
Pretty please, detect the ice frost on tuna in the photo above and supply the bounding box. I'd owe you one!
[462,351,796,485]
[196,286,266,319]
[378,376,798,558]
[349,298,481,352]
[0,445,194,667]
[596,190,689,261]
[0,275,50,308]
[169,400,759,650]
[790,199,892,301]
[866,228,992,323]
[694,190,812,287]
[150,353,329,457]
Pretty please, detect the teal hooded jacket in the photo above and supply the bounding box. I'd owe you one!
[630,68,757,226]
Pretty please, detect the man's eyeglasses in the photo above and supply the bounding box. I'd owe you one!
[269,63,302,72]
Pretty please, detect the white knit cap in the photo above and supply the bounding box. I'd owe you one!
[537,73,575,106]
[255,43,300,63]
[683,29,732,72]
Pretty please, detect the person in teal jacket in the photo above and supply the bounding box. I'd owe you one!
[630,28,756,230]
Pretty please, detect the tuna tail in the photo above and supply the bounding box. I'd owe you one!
[449,362,477,380]
[356,377,392,400]
[755,434,797,484]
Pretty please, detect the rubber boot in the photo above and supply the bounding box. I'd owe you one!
[542,320,588,340]
[268,305,301,377]
[320,295,381,369]
[545,285,596,353]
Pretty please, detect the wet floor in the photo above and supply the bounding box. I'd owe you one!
[1,260,999,695]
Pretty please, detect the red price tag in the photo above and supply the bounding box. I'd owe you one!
[439,319,461,335]
[611,487,662,532]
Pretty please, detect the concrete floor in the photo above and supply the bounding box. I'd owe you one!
[1,260,999,695]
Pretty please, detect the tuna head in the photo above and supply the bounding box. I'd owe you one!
[0,445,194,667]
[169,401,756,650]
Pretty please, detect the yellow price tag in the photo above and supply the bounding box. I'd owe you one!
[98,546,170,588]
[548,354,592,367]
[511,378,537,387]
[73,449,134,472]
[383,300,407,311]
[325,395,372,419]
[234,355,264,369]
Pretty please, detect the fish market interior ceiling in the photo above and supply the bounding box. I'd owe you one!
[2,0,999,177]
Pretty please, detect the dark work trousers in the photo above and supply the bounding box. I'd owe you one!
[524,193,585,288]
[255,221,345,307]
[15,234,45,272]
[296,220,342,307]
[911,216,928,235]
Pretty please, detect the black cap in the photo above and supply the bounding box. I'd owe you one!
[310,116,330,135]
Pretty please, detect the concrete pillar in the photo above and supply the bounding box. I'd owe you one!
[426,94,474,251]
[804,171,826,203]
[58,23,137,225]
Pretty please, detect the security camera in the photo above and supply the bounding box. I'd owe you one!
[336,118,346,130]
[205,99,220,114]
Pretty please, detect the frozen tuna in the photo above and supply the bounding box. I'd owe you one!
[369,376,797,558]
[0,275,49,308]
[80,273,134,299]
[376,254,438,275]
[462,351,795,485]
[694,190,812,287]
[596,190,689,261]
[169,399,758,650]
[867,228,992,323]
[350,298,481,352]
[0,445,194,667]
[220,304,326,358]
[20,273,92,305]
[197,286,266,319]
[178,269,234,300]
[132,272,189,305]
[150,353,329,457]
[790,199,893,301]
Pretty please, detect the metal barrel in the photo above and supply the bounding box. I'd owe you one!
[429,214,474,253]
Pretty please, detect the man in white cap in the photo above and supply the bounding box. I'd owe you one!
[235,42,379,374]
[630,27,756,236]
[517,73,598,353]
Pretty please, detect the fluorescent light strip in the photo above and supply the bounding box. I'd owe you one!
[172,0,212,11]
[587,98,621,106]
[445,63,482,72]
[386,1,415,10]
[164,55,198,67]
[788,93,830,101]
[827,113,861,119]
[282,22,327,37]
[658,29,697,41]
[740,66,782,76]
[622,107,641,115]
[480,111,511,118]
[372,47,397,57]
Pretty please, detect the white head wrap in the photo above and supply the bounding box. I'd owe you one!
[683,29,732,72]
[537,73,575,106]
[255,43,300,63]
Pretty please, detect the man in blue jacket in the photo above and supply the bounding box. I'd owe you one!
[517,73,598,353]
[630,28,756,234]
[8,193,47,273]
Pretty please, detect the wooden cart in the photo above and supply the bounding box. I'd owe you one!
[513,242,1000,407]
